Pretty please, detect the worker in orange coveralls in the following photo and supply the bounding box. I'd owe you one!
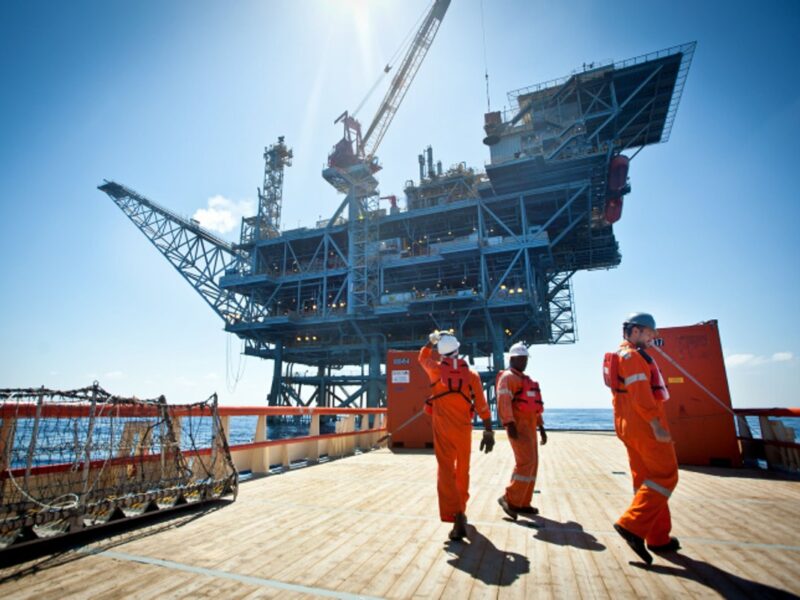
[605,312,680,565]
[419,330,494,541]
[496,341,547,520]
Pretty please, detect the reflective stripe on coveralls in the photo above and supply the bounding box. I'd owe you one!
[418,344,490,523]
[624,373,648,386]
[643,478,673,498]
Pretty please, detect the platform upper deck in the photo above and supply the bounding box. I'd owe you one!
[2,431,797,599]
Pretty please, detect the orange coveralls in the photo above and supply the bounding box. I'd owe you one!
[613,341,678,546]
[497,369,541,508]
[418,345,491,522]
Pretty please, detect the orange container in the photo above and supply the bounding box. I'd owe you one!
[386,350,434,449]
[653,320,742,467]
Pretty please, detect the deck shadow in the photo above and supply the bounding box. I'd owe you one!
[443,527,530,586]
[517,516,606,551]
[633,552,799,599]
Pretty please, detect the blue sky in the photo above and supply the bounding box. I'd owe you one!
[1,0,798,408]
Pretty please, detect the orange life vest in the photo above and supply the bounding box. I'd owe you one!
[639,348,670,401]
[426,357,474,409]
[496,370,543,414]
[603,348,669,401]
[514,375,543,414]
[603,352,623,392]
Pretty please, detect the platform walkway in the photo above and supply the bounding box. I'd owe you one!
[2,431,799,599]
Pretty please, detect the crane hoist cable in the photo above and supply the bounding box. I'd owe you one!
[226,334,247,393]
[480,0,491,112]
[352,0,433,120]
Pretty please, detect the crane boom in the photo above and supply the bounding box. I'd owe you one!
[98,180,248,324]
[361,0,450,160]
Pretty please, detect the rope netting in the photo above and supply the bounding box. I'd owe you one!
[0,384,237,550]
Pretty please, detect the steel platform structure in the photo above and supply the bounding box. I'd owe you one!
[99,43,695,410]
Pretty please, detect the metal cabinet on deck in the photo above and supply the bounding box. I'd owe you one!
[386,351,434,449]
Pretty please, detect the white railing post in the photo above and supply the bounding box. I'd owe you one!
[253,414,269,474]
[309,413,320,463]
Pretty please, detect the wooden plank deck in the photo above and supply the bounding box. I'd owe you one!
[2,431,799,599]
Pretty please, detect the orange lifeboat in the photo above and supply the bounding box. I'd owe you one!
[604,155,630,225]
[604,196,623,225]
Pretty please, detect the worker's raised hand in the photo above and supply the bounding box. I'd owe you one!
[479,430,495,453]
[428,330,441,345]
[505,422,518,440]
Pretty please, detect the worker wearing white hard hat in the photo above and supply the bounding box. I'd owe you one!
[495,341,547,520]
[418,329,494,541]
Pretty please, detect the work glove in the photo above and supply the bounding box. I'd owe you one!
[479,429,495,454]
[428,330,441,345]
[539,427,547,446]
[505,421,518,440]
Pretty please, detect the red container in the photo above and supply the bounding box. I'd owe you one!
[386,350,434,449]
[653,320,742,467]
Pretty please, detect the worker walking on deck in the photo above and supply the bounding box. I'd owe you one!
[605,312,680,565]
[496,342,547,520]
[419,331,494,541]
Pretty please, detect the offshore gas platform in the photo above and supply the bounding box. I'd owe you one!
[99,1,695,409]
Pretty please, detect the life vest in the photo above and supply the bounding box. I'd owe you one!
[603,348,669,400]
[427,357,474,407]
[496,370,544,414]
[603,352,624,392]
[515,376,543,414]
[638,348,670,401]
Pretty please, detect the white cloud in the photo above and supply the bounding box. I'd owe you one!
[726,353,757,367]
[104,370,124,380]
[192,195,255,235]
[725,352,794,368]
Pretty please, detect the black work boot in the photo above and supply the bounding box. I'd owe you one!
[497,496,519,521]
[516,505,539,516]
[449,513,468,540]
[614,523,653,565]
[647,537,681,553]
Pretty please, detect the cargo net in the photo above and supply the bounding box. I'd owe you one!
[0,384,237,550]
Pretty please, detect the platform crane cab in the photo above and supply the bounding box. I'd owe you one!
[328,110,376,172]
[324,0,451,195]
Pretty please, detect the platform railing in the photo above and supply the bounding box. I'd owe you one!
[0,403,387,487]
[214,406,387,475]
[734,408,800,473]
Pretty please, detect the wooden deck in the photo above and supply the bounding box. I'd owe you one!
[2,431,799,599]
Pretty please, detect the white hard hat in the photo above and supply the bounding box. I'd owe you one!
[509,342,529,357]
[437,334,460,356]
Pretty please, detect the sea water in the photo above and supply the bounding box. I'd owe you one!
[223,411,800,445]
